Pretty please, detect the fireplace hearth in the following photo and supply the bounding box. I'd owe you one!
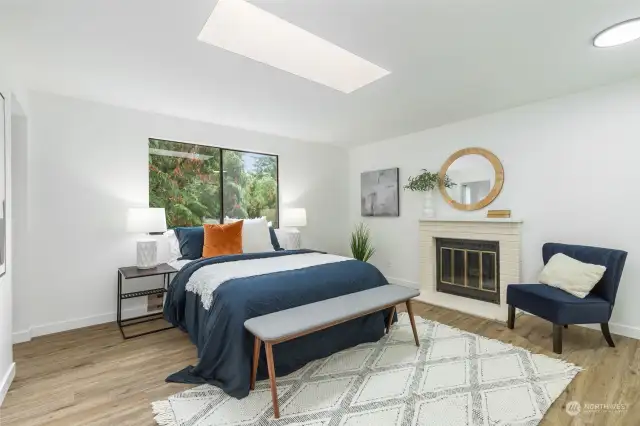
[435,238,500,304]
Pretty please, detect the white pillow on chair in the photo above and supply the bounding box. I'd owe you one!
[224,217,274,253]
[538,253,606,298]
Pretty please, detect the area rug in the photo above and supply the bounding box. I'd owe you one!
[152,313,581,426]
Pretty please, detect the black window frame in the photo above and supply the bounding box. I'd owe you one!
[148,138,280,228]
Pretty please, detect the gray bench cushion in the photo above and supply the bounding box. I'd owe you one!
[244,284,419,342]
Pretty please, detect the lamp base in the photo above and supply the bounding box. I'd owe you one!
[287,228,301,250]
[136,239,158,269]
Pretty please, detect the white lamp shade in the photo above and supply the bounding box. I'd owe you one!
[127,208,167,233]
[282,208,307,227]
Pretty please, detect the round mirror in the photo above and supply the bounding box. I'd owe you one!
[439,148,504,211]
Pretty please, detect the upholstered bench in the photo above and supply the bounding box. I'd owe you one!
[244,284,420,418]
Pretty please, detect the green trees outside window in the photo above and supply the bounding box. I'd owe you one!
[149,139,278,228]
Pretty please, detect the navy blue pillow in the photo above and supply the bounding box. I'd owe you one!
[174,226,205,260]
[269,226,282,251]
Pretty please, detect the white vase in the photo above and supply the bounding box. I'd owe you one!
[422,190,436,218]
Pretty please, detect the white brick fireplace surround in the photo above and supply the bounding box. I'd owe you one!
[418,218,523,322]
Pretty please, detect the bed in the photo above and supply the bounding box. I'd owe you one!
[163,249,392,399]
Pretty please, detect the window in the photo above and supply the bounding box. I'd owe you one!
[149,139,278,228]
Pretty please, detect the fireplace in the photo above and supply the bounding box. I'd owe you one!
[435,238,500,304]
[419,219,522,322]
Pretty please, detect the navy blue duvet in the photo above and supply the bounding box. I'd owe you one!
[164,250,391,398]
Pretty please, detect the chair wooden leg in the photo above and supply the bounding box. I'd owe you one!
[553,324,563,354]
[405,300,420,347]
[265,342,280,419]
[507,305,515,329]
[250,336,261,390]
[601,323,615,348]
[386,306,396,334]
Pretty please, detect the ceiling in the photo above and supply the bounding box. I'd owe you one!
[1,0,640,146]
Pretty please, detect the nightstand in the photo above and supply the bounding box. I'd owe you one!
[117,263,177,339]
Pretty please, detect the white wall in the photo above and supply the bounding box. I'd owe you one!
[0,83,27,404]
[13,91,348,340]
[0,89,12,406]
[10,111,27,346]
[0,273,10,406]
[350,77,640,338]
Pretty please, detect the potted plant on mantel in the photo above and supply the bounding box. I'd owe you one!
[404,170,455,218]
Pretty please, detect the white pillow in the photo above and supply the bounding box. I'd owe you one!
[224,217,274,253]
[163,229,182,263]
[538,253,606,298]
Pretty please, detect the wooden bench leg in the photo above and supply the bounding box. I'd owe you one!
[265,342,280,418]
[405,300,420,347]
[386,306,396,334]
[250,336,261,390]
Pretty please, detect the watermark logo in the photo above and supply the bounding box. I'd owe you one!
[566,401,581,416]
[565,401,628,416]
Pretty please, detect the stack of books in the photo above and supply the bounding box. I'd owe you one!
[487,209,511,219]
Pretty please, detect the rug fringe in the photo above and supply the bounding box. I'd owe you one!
[396,312,584,373]
[151,400,178,426]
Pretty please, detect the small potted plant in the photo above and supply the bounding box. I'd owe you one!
[404,170,455,218]
[350,223,375,262]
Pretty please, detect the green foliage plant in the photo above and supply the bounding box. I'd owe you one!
[350,223,376,262]
[403,170,455,192]
[149,139,278,228]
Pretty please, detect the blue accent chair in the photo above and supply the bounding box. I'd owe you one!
[507,243,627,354]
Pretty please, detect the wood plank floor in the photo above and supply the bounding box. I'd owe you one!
[1,302,639,426]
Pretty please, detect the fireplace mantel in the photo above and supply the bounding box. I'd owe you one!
[418,219,523,322]
[419,217,523,223]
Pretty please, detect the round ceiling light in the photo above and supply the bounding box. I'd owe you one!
[594,18,640,47]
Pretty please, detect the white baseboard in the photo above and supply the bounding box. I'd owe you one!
[386,276,419,289]
[11,330,30,344]
[597,322,640,340]
[12,280,640,343]
[0,362,16,406]
[574,323,640,340]
[519,311,640,340]
[13,306,150,344]
[385,277,640,341]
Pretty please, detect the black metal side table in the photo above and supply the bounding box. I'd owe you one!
[117,263,177,339]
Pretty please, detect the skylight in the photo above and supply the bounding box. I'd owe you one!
[197,0,390,93]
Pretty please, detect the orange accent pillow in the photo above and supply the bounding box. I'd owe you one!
[202,221,243,258]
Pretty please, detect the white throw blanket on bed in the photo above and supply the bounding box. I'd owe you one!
[186,253,351,309]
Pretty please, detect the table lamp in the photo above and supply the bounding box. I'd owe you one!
[127,207,167,269]
[282,208,307,249]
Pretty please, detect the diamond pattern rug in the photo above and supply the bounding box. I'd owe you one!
[152,313,581,426]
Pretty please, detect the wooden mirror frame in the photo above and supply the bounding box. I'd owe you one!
[439,147,504,211]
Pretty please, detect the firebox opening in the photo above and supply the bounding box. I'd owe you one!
[435,238,500,304]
